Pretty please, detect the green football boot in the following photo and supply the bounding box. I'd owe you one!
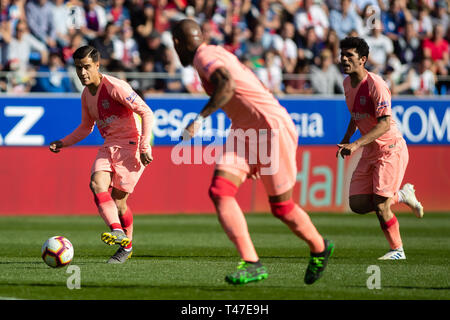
[225,260,268,285]
[304,239,335,285]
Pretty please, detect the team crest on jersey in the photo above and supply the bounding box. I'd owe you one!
[102,100,110,109]
[359,96,366,105]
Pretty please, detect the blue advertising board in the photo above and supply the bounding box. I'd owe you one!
[0,95,448,146]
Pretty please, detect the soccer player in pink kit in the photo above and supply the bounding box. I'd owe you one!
[172,19,334,285]
[338,37,424,260]
[49,46,154,264]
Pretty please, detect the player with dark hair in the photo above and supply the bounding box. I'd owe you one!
[49,45,154,263]
[338,37,424,260]
[172,19,334,285]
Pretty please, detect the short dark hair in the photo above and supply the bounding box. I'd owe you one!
[73,45,100,62]
[340,37,370,59]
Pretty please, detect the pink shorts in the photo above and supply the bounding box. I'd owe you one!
[350,138,409,198]
[91,146,145,193]
[215,121,298,196]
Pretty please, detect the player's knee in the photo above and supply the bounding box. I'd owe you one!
[270,199,295,218]
[115,201,127,215]
[208,176,238,202]
[89,180,102,194]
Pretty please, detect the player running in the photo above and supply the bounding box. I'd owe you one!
[338,37,424,260]
[172,19,334,285]
[49,46,154,264]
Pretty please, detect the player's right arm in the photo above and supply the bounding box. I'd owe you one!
[336,118,357,158]
[49,96,95,153]
[182,67,235,140]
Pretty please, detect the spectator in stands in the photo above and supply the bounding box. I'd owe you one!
[223,25,245,59]
[322,29,341,64]
[25,0,57,49]
[284,59,314,94]
[112,21,141,71]
[4,19,48,70]
[310,49,344,94]
[62,31,86,65]
[297,26,322,66]
[414,5,433,40]
[253,0,281,37]
[410,57,436,96]
[2,0,26,33]
[366,19,394,73]
[394,20,422,65]
[201,20,223,45]
[381,0,413,41]
[241,22,266,69]
[84,0,108,37]
[90,22,116,70]
[294,0,329,41]
[329,0,364,39]
[139,30,165,64]
[272,21,298,73]
[106,0,130,26]
[423,24,449,66]
[154,46,184,93]
[51,0,72,47]
[432,0,449,32]
[32,52,73,92]
[256,49,283,95]
[135,1,155,41]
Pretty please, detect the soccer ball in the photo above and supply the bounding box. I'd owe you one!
[41,236,74,268]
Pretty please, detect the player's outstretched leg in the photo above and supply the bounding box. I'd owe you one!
[270,198,334,284]
[396,183,424,218]
[209,173,267,285]
[304,239,335,285]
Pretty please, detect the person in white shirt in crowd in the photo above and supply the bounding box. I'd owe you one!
[366,19,393,74]
[294,0,329,40]
[271,21,298,73]
[256,49,284,95]
[310,48,344,94]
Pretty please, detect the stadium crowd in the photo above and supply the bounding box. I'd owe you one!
[0,0,448,95]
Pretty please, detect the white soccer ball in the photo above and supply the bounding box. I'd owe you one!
[41,236,74,268]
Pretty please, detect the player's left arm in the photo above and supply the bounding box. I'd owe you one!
[338,77,392,157]
[110,85,154,165]
[338,116,390,157]
[182,66,235,140]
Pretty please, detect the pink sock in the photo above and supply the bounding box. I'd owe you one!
[94,192,122,231]
[120,207,133,249]
[275,203,325,253]
[215,196,259,262]
[379,215,403,250]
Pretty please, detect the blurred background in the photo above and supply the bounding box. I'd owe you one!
[0,0,448,96]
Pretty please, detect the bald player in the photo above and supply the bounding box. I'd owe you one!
[338,37,424,260]
[172,19,334,285]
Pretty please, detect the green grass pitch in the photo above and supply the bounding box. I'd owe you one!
[0,213,449,300]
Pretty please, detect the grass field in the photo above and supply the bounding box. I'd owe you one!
[0,212,449,301]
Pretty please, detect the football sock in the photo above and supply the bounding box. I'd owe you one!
[215,196,259,263]
[379,215,403,250]
[273,202,325,254]
[94,192,122,231]
[120,206,133,250]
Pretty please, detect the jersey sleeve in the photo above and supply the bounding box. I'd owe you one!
[109,82,154,153]
[61,93,95,147]
[369,76,392,119]
[194,47,226,82]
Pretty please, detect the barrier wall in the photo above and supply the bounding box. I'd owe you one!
[0,95,449,214]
